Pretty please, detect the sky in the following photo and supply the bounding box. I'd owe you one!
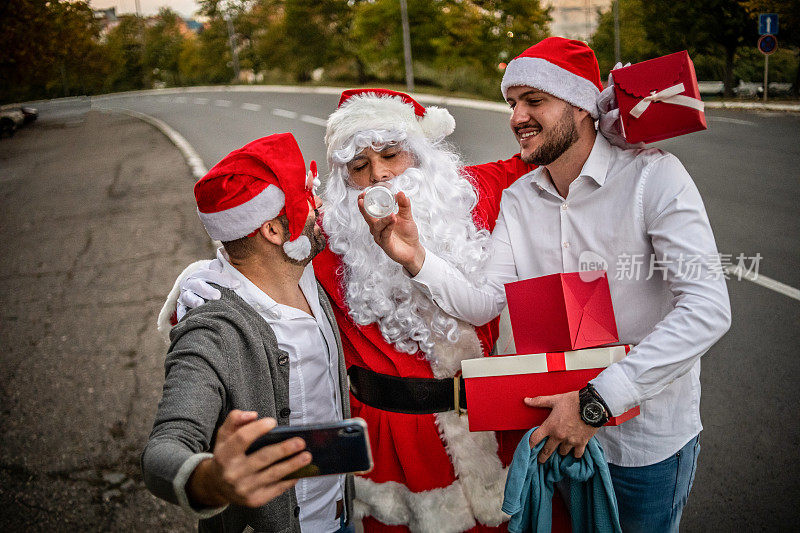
[90,0,201,18]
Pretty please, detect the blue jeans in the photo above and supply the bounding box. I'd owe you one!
[608,435,700,533]
[336,513,355,533]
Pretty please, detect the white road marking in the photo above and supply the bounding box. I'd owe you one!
[157,96,171,103]
[173,96,187,103]
[300,114,327,126]
[214,99,232,107]
[272,108,298,119]
[724,265,800,301]
[241,103,262,111]
[193,98,209,105]
[708,116,757,126]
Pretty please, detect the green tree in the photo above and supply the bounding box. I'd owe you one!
[178,36,206,85]
[432,1,550,73]
[144,8,187,86]
[590,0,659,77]
[474,0,551,67]
[350,0,549,92]
[0,0,109,103]
[350,0,442,82]
[640,0,758,97]
[104,15,147,92]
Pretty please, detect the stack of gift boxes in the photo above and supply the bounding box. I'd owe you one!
[461,271,640,432]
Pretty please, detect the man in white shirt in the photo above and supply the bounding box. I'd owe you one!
[358,37,731,531]
[142,133,353,533]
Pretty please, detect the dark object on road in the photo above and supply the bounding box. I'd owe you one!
[0,108,24,137]
[0,105,37,138]
[21,106,38,124]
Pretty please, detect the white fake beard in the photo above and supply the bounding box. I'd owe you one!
[323,165,490,357]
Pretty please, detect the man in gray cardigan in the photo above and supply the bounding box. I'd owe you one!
[142,133,353,533]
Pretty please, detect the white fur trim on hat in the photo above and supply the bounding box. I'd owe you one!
[325,94,455,164]
[282,234,311,261]
[502,57,601,118]
[197,185,285,242]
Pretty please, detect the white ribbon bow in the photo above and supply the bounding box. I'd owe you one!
[629,83,705,119]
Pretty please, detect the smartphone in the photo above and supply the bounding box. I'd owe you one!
[245,418,373,480]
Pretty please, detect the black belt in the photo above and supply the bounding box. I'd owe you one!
[347,365,467,415]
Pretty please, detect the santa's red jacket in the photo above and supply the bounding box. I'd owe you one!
[314,156,537,533]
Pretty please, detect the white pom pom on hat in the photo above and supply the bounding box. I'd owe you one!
[282,234,312,261]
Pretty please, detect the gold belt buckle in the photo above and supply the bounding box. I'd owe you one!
[453,376,462,416]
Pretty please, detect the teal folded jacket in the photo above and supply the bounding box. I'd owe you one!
[502,429,622,533]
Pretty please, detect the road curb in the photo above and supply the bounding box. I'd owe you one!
[703,101,800,112]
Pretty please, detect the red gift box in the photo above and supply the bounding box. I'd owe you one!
[613,50,707,144]
[505,271,619,354]
[461,346,640,431]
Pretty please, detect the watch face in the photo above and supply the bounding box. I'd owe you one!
[582,402,604,424]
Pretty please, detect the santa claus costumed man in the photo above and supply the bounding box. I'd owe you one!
[315,89,537,533]
[158,89,539,532]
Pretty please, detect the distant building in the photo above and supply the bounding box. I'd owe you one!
[93,7,120,38]
[545,0,611,41]
[183,19,204,33]
[93,6,117,22]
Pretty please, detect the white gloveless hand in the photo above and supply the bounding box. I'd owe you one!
[176,258,240,320]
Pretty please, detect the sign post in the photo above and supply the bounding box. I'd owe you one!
[758,14,779,103]
[758,34,778,102]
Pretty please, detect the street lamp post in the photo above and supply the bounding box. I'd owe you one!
[225,14,241,82]
[399,0,414,92]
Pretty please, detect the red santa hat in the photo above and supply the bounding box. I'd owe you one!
[325,88,455,163]
[501,37,603,118]
[194,133,317,261]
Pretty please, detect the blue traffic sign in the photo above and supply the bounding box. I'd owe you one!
[758,34,778,55]
[759,13,778,35]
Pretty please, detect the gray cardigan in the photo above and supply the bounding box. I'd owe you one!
[142,284,353,533]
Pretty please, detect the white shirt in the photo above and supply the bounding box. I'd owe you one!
[411,133,731,467]
[217,249,345,532]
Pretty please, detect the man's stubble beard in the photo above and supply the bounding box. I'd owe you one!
[283,216,327,267]
[521,104,580,166]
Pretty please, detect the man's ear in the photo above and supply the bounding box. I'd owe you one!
[575,106,592,123]
[259,219,285,246]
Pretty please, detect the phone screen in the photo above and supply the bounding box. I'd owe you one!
[245,418,372,479]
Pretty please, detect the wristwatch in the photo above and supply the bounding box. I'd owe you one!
[579,383,611,428]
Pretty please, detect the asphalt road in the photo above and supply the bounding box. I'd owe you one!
[10,90,800,530]
[0,107,204,530]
